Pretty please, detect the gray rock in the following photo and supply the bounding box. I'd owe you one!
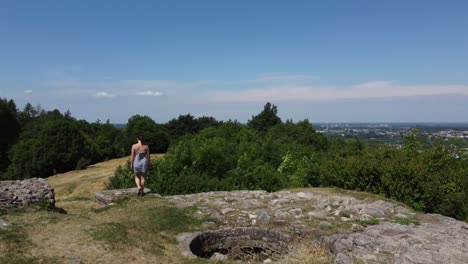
[307,210,327,219]
[289,208,303,218]
[334,253,353,264]
[319,221,332,229]
[0,178,55,210]
[360,207,385,218]
[164,189,468,263]
[394,213,409,219]
[359,213,373,221]
[94,188,151,205]
[352,224,365,232]
[259,211,271,222]
[0,219,10,229]
[220,208,236,215]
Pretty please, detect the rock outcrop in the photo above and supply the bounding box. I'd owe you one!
[0,178,55,210]
[96,188,468,263]
[165,190,468,264]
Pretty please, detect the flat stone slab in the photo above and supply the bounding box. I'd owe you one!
[94,188,152,205]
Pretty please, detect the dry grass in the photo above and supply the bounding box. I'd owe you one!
[48,157,128,200]
[1,155,214,264]
[3,195,210,264]
[286,237,331,264]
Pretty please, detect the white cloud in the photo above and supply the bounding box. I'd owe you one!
[123,80,215,91]
[94,91,115,98]
[49,78,212,98]
[135,90,163,96]
[24,89,33,94]
[202,82,468,102]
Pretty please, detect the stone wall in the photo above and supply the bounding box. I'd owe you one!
[0,178,55,210]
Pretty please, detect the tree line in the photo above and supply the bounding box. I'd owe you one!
[1,98,467,221]
[0,97,216,180]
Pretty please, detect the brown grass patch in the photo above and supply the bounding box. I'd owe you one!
[287,237,331,264]
[14,194,206,264]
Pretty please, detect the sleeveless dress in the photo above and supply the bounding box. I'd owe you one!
[133,150,149,173]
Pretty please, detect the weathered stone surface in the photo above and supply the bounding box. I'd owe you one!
[164,190,468,264]
[327,217,468,264]
[0,178,55,210]
[258,211,271,222]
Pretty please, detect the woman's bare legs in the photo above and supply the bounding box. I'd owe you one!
[135,174,142,195]
[135,172,146,196]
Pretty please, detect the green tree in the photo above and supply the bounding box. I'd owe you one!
[248,102,282,132]
[126,115,170,153]
[0,98,20,174]
[7,117,94,179]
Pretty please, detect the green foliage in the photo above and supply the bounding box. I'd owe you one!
[109,116,326,195]
[125,114,170,153]
[7,117,93,178]
[107,162,142,189]
[2,99,126,180]
[248,102,282,132]
[75,157,91,170]
[166,113,219,142]
[0,98,20,174]
[320,132,468,221]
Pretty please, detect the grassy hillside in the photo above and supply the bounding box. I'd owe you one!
[0,156,220,264]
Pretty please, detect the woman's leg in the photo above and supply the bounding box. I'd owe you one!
[134,174,142,193]
[139,173,145,196]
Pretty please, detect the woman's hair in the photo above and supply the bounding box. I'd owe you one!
[137,135,144,143]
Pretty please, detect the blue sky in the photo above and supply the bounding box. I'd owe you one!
[1,0,468,123]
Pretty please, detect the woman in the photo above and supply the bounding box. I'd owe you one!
[130,135,150,196]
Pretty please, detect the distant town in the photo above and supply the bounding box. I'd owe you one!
[313,123,468,147]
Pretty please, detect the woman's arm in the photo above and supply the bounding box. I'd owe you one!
[130,145,135,169]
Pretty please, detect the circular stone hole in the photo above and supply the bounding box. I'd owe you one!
[189,228,290,262]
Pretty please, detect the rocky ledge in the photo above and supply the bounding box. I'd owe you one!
[94,188,152,205]
[166,190,468,264]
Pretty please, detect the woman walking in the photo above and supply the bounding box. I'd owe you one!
[130,135,150,196]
